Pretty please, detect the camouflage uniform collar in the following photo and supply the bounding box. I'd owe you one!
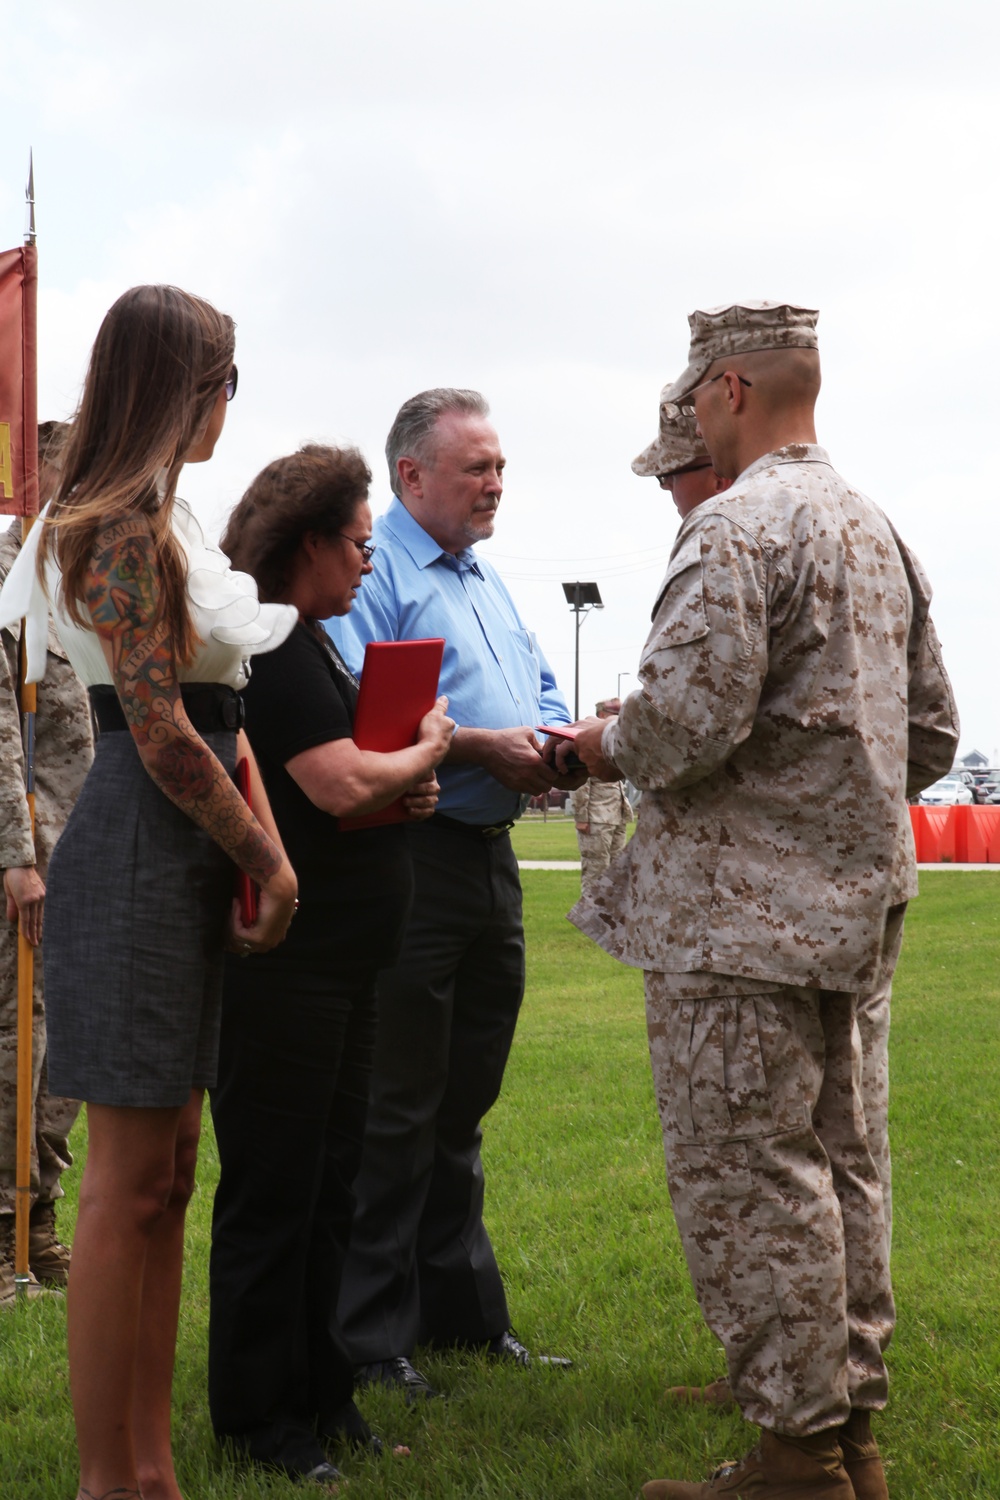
[737,444,832,485]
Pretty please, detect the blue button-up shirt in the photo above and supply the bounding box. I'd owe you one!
[325,497,571,824]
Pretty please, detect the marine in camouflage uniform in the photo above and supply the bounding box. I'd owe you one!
[633,391,902,1307]
[574,700,632,889]
[568,304,959,1499]
[0,465,94,1303]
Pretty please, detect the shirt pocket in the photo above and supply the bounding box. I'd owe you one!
[505,627,542,702]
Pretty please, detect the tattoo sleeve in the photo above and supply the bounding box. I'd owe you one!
[84,519,282,887]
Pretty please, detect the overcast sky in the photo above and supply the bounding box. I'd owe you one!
[3,0,997,756]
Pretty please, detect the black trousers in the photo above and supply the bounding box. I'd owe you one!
[338,820,525,1361]
[208,921,381,1473]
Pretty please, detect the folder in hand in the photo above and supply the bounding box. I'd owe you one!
[234,756,259,925]
[340,638,445,830]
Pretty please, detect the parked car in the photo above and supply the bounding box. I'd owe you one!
[919,775,974,806]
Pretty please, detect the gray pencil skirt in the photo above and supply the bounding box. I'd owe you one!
[43,727,237,1108]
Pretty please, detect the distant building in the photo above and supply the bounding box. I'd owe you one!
[959,749,991,769]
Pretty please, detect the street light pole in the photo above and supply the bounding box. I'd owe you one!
[617,670,634,701]
[561,581,603,720]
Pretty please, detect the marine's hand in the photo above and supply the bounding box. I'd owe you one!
[3,866,45,946]
[543,740,589,792]
[402,774,440,821]
[571,717,621,781]
[416,696,455,765]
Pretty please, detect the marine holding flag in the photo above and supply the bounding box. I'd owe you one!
[0,421,93,1308]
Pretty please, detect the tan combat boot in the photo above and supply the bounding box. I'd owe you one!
[0,1214,49,1309]
[840,1409,888,1500]
[664,1377,737,1412]
[28,1201,72,1287]
[640,1428,855,1499]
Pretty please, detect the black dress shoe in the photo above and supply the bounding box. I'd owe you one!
[296,1460,342,1485]
[354,1355,440,1403]
[225,1426,341,1483]
[485,1329,572,1368]
[322,1397,385,1456]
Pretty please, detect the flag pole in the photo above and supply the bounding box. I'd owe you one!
[14,150,39,1301]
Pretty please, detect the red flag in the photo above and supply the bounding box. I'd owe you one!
[0,243,38,517]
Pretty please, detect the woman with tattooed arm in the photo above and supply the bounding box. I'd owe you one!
[0,285,298,1500]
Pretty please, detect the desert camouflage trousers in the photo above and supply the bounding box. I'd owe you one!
[0,918,80,1215]
[645,965,896,1435]
[854,903,905,1257]
[577,822,628,891]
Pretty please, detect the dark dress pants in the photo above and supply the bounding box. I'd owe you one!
[338,820,525,1361]
[208,929,380,1473]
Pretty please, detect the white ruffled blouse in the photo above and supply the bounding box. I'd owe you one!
[0,497,297,690]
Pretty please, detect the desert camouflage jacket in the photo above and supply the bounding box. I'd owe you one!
[570,445,959,991]
[0,528,93,875]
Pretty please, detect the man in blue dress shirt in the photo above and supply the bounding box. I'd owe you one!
[328,388,581,1396]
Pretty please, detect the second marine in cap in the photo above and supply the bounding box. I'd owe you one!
[632,392,732,520]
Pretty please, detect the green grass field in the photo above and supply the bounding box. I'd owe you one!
[2,868,999,1498]
[511,811,636,862]
[511,810,581,862]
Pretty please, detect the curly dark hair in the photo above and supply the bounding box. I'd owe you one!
[220,443,372,604]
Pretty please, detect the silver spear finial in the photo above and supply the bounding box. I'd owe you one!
[25,149,36,246]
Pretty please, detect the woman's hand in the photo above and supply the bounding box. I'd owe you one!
[398,698,452,820]
[416,696,455,765]
[286,697,455,820]
[402,774,441,822]
[227,860,299,957]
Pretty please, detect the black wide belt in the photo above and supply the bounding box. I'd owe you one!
[430,812,515,841]
[89,683,245,734]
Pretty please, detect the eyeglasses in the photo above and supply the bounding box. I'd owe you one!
[656,463,713,491]
[339,533,376,562]
[224,365,239,402]
[683,371,752,406]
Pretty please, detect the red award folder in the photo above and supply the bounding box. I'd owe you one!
[340,638,446,831]
[234,756,259,926]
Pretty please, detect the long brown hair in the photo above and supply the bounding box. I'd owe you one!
[38,285,235,664]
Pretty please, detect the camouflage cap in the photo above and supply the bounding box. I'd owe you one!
[661,301,819,406]
[632,389,710,478]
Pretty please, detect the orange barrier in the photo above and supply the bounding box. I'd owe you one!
[910,804,1000,862]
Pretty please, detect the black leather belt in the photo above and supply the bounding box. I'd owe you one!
[431,812,515,841]
[89,683,245,734]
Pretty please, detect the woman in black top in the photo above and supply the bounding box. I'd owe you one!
[207,444,453,1484]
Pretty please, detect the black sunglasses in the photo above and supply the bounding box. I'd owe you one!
[224,365,239,402]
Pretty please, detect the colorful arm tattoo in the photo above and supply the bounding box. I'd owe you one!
[84,518,282,887]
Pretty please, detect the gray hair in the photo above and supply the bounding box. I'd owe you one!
[385,388,489,497]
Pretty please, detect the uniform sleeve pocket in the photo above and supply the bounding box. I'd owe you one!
[648,559,710,650]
